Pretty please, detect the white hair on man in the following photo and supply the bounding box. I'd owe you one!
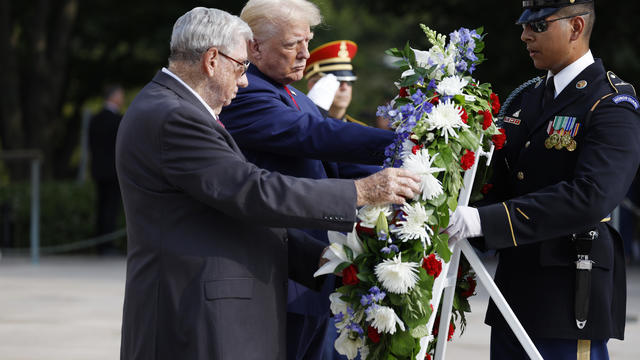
[240,0,322,41]
[169,7,253,63]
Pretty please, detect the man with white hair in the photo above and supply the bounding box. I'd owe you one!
[219,1,396,359]
[116,7,420,360]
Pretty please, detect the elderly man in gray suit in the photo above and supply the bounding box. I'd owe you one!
[116,7,419,360]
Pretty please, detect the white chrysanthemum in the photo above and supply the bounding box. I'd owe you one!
[391,202,434,247]
[375,254,420,294]
[425,100,470,144]
[314,226,364,277]
[436,75,469,96]
[402,149,445,201]
[357,205,393,228]
[335,330,364,360]
[366,305,406,335]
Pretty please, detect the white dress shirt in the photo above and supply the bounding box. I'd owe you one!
[547,50,594,98]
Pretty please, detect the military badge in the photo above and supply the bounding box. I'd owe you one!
[576,80,588,89]
[545,116,579,151]
[503,116,521,125]
[612,94,640,110]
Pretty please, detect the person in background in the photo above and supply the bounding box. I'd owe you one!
[304,40,366,126]
[445,1,640,359]
[116,7,420,359]
[218,1,395,359]
[89,84,124,255]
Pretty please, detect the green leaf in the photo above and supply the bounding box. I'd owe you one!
[390,330,415,357]
[434,233,452,262]
[334,261,351,274]
[344,245,354,261]
[388,293,403,306]
[447,196,458,212]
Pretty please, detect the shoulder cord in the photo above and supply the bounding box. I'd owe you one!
[496,77,541,125]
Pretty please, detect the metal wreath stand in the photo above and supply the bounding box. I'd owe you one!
[421,136,544,360]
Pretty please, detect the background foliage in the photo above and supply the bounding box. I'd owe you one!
[0,0,639,245]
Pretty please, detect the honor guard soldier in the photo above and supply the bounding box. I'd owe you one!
[304,40,367,126]
[444,1,640,359]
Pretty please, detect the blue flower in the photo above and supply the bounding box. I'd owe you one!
[380,246,391,254]
[411,90,425,104]
[334,312,344,323]
[378,231,388,241]
[389,244,400,253]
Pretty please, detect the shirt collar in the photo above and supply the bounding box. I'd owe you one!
[547,50,594,98]
[161,67,219,121]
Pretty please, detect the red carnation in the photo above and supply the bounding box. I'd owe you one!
[399,87,410,97]
[491,128,507,150]
[430,93,440,104]
[425,354,432,360]
[460,107,468,124]
[412,144,424,155]
[460,150,475,170]
[480,110,493,130]
[342,265,360,285]
[368,326,381,344]
[481,183,493,194]
[356,223,376,236]
[422,253,442,279]
[432,317,454,341]
[460,276,477,298]
[490,93,501,115]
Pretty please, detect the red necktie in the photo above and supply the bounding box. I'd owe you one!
[284,86,300,110]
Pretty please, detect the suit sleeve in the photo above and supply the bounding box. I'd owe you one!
[159,107,357,231]
[478,98,640,249]
[219,87,393,165]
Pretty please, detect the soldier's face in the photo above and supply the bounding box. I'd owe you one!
[521,15,574,74]
[251,21,313,85]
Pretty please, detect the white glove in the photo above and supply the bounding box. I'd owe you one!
[444,205,482,247]
[307,74,340,111]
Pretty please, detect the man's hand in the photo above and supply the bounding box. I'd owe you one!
[354,168,421,206]
[307,74,340,111]
[443,205,482,247]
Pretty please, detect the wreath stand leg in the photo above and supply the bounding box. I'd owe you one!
[427,139,543,360]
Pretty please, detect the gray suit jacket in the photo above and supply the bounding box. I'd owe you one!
[116,71,357,360]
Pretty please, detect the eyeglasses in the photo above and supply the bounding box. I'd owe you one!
[522,11,591,33]
[219,51,250,76]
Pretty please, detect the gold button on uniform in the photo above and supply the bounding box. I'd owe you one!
[517,171,525,180]
[525,141,531,148]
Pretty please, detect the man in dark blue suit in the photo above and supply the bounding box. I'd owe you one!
[218,1,394,359]
[446,1,640,359]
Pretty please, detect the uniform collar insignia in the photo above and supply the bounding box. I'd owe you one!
[512,109,521,117]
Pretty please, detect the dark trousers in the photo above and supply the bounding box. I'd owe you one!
[94,179,121,253]
[490,327,609,360]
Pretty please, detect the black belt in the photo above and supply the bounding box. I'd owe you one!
[571,229,598,329]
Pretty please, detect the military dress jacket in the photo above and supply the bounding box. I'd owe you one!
[219,65,392,316]
[116,71,359,360]
[477,59,640,340]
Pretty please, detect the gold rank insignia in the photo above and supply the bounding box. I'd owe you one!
[544,116,580,151]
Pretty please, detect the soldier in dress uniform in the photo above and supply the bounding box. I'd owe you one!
[445,1,640,359]
[304,40,367,126]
